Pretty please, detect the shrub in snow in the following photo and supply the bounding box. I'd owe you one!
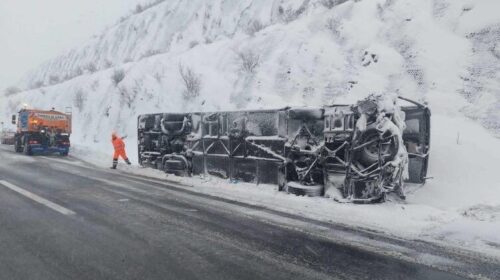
[320,0,337,9]
[246,20,265,36]
[302,86,315,98]
[85,63,98,74]
[278,4,307,23]
[63,73,73,81]
[279,6,297,23]
[104,60,114,69]
[73,89,86,111]
[407,68,424,86]
[361,51,378,67]
[118,85,138,108]
[238,50,260,73]
[75,67,84,76]
[189,41,199,49]
[112,69,126,86]
[116,0,166,24]
[133,0,165,15]
[4,87,21,96]
[30,80,45,89]
[176,33,183,42]
[462,4,474,12]
[134,4,144,14]
[326,17,342,37]
[75,67,83,77]
[49,75,60,85]
[140,49,162,59]
[104,106,111,117]
[179,63,201,100]
[154,71,165,83]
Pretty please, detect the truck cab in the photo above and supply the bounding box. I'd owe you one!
[12,109,72,156]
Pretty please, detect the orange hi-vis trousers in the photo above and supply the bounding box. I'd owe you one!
[113,148,128,161]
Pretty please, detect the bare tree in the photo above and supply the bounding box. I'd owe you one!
[238,50,260,73]
[118,85,138,108]
[179,63,201,100]
[73,89,86,111]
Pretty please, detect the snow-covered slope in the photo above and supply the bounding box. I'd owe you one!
[2,0,500,256]
[5,0,499,140]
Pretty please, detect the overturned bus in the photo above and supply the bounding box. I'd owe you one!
[137,95,430,203]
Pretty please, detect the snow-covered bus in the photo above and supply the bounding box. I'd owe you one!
[137,95,430,203]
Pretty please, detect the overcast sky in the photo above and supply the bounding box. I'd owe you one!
[0,0,145,91]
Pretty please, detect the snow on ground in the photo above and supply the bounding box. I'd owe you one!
[2,0,500,258]
[69,112,500,259]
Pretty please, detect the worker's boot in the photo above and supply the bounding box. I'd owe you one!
[125,158,131,165]
[110,160,118,169]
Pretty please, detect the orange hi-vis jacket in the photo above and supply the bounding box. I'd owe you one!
[112,136,128,160]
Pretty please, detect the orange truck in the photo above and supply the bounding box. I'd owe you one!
[12,108,72,155]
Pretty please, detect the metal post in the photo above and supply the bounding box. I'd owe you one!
[201,114,207,176]
[256,159,260,185]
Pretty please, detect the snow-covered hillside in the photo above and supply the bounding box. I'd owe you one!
[3,0,500,147]
[2,0,500,257]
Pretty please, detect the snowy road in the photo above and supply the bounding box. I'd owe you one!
[0,145,493,280]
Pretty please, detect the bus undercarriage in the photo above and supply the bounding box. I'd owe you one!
[138,95,430,203]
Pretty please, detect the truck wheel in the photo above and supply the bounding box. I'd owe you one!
[23,143,32,155]
[14,141,22,153]
[353,128,399,167]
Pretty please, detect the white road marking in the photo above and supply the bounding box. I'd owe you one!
[0,180,75,216]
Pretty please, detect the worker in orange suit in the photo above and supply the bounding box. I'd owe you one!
[111,132,131,169]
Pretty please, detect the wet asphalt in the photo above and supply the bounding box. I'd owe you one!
[0,145,495,280]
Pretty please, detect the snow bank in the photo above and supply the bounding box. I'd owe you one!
[71,111,500,258]
[410,115,500,209]
[2,0,500,257]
